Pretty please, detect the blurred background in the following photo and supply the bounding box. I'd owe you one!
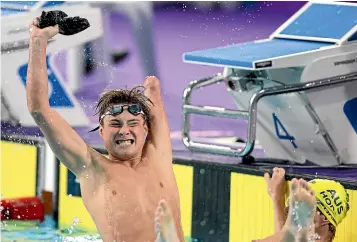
[1,1,306,146]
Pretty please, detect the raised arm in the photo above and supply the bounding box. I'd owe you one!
[264,168,288,233]
[143,76,172,155]
[255,178,315,242]
[26,19,92,175]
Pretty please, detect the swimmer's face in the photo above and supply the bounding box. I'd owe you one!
[313,209,331,230]
[99,107,148,161]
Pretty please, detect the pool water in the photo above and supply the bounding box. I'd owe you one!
[1,216,102,241]
[1,216,197,242]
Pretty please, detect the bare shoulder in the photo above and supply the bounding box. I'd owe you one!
[141,145,177,191]
[77,148,107,179]
[86,148,110,173]
[77,148,108,191]
[144,142,173,167]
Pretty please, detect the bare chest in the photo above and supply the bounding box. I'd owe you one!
[82,166,178,241]
[107,172,167,215]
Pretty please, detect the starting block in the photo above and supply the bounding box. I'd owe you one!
[1,1,102,127]
[182,2,357,166]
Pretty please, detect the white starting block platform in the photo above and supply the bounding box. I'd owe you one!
[1,1,102,127]
[184,2,357,70]
[182,2,357,166]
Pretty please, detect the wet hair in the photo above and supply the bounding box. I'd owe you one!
[94,86,153,127]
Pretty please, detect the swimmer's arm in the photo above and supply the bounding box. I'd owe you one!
[144,77,172,156]
[26,37,49,111]
[264,169,288,232]
[272,197,287,232]
[26,36,92,175]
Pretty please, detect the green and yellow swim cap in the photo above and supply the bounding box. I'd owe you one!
[308,179,350,227]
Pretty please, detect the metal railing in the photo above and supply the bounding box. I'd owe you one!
[182,71,357,158]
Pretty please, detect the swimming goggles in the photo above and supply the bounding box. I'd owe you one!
[89,104,145,132]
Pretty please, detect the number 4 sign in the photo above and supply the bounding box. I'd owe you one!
[272,113,297,149]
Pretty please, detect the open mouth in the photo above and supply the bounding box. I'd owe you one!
[115,139,134,146]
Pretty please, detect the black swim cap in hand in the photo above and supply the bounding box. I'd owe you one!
[37,10,90,35]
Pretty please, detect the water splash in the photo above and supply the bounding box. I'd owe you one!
[291,201,315,232]
[67,217,80,235]
[308,232,321,242]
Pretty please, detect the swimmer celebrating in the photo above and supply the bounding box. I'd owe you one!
[255,168,350,242]
[26,18,184,242]
[254,178,318,242]
[155,177,320,242]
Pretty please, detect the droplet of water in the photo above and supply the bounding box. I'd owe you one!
[300,156,306,163]
[72,217,79,226]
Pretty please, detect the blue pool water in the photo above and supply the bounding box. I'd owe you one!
[1,216,196,241]
[1,216,102,241]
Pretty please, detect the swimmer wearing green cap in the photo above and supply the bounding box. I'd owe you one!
[255,168,350,242]
[26,18,184,242]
